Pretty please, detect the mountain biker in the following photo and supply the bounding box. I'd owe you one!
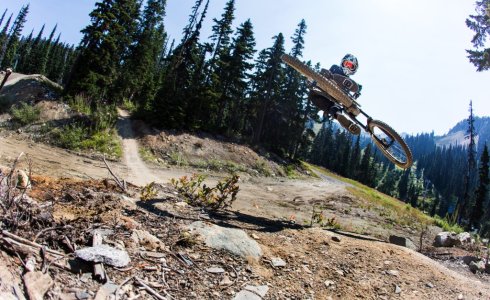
[309,54,362,135]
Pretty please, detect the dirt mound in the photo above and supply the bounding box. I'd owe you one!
[0,72,62,106]
[133,120,289,177]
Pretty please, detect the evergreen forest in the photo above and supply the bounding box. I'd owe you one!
[1,0,490,236]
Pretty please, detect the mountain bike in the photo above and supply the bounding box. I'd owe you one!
[281,54,413,169]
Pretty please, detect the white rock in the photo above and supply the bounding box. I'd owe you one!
[75,245,130,267]
[271,257,286,267]
[206,267,225,274]
[233,285,269,300]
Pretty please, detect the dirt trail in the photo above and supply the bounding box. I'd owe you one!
[117,109,160,186]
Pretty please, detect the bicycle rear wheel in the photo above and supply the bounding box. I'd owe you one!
[368,119,413,169]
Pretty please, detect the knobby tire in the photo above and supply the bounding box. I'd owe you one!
[368,119,413,169]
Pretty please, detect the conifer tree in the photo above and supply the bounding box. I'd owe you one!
[15,29,33,73]
[66,0,141,100]
[398,167,410,201]
[1,5,29,68]
[466,0,490,71]
[207,0,235,81]
[358,143,374,186]
[0,10,6,28]
[218,19,256,134]
[22,24,44,73]
[251,33,285,145]
[469,143,489,229]
[459,100,478,223]
[0,13,13,68]
[115,0,166,106]
[38,24,57,74]
[154,0,209,128]
[282,19,313,158]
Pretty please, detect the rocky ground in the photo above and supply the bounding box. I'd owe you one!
[0,73,489,299]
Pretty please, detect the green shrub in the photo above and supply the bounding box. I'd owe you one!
[54,124,121,158]
[80,129,122,158]
[54,123,88,149]
[433,215,464,233]
[121,98,137,113]
[171,174,240,210]
[91,103,117,132]
[10,102,40,126]
[68,94,91,115]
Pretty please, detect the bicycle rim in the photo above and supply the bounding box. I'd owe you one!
[368,120,413,169]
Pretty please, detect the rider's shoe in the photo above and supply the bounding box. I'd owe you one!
[336,114,361,135]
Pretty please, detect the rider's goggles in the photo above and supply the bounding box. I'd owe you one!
[343,60,356,71]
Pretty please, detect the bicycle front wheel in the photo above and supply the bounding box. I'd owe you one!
[368,120,413,169]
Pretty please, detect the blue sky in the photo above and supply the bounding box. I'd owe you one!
[2,0,490,135]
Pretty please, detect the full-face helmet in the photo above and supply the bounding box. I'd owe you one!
[341,54,358,76]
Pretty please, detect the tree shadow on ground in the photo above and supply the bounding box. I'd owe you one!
[137,198,304,233]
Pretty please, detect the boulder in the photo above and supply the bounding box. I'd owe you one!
[187,221,262,259]
[389,235,417,251]
[455,232,472,246]
[469,260,485,273]
[434,232,458,247]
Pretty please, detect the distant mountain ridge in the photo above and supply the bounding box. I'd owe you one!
[435,116,490,150]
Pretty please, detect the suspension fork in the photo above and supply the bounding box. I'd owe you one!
[347,107,372,133]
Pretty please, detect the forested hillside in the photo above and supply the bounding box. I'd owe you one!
[1,0,490,236]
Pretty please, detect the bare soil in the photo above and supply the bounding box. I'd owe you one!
[0,74,488,299]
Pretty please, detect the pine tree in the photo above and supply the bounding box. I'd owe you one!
[66,0,141,100]
[0,13,12,66]
[470,143,489,229]
[14,29,33,73]
[398,167,410,201]
[358,143,374,186]
[39,24,57,74]
[219,19,256,134]
[282,20,313,158]
[1,5,29,69]
[23,24,45,73]
[114,0,166,105]
[154,0,209,128]
[466,0,490,71]
[207,0,235,81]
[459,100,478,223]
[0,9,7,28]
[251,33,285,145]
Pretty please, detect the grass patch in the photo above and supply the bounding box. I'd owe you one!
[10,102,40,126]
[121,98,137,113]
[189,159,248,174]
[53,123,122,158]
[307,163,435,228]
[68,94,91,115]
[253,159,273,176]
[139,147,159,163]
[433,215,465,233]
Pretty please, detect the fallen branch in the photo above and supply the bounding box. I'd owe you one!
[2,230,65,257]
[134,277,168,300]
[92,231,107,283]
[103,157,126,192]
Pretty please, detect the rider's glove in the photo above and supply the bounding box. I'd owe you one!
[320,68,333,79]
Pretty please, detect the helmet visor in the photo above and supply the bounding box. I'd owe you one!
[343,60,356,71]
